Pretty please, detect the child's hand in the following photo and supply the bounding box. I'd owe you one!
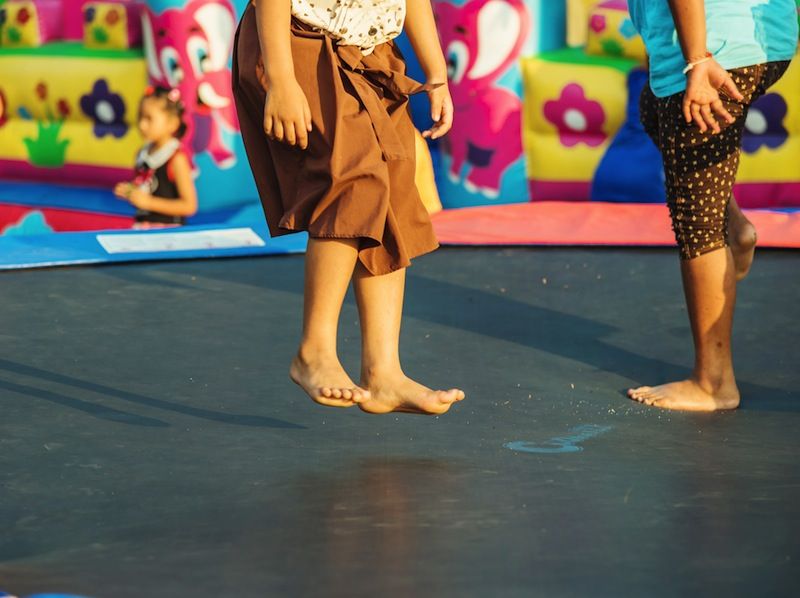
[127,188,151,210]
[683,59,744,134]
[114,182,133,200]
[263,77,313,149]
[422,82,454,140]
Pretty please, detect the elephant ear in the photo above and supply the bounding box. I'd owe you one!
[141,11,165,82]
[467,0,524,81]
[193,0,236,71]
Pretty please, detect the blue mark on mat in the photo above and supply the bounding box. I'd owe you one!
[1,593,95,598]
[504,424,613,454]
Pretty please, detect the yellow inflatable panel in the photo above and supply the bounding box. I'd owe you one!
[522,51,632,183]
[738,56,800,183]
[586,1,646,63]
[0,52,145,168]
[414,128,442,215]
[567,0,598,48]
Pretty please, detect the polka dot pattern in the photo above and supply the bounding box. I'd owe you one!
[640,61,790,260]
[290,0,406,54]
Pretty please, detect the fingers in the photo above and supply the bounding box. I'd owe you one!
[264,113,273,138]
[711,98,735,124]
[284,119,297,146]
[723,75,745,101]
[683,96,693,124]
[423,97,454,140]
[265,110,310,149]
[272,119,284,143]
[700,104,719,133]
[690,102,707,133]
[430,93,443,123]
[303,100,312,132]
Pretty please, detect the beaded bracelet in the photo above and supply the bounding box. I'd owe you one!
[683,51,714,75]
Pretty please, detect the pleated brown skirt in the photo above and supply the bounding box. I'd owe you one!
[231,4,439,275]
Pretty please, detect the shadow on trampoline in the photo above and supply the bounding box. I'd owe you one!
[0,358,306,429]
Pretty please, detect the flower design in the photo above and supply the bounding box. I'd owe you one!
[742,92,788,154]
[57,98,71,118]
[17,7,31,25]
[36,82,47,100]
[543,83,607,147]
[80,79,128,138]
[619,18,638,40]
[601,38,624,56]
[590,14,606,34]
[106,8,120,26]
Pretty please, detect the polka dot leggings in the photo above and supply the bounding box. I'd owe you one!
[639,61,790,260]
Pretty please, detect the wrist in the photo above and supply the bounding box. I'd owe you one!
[264,63,296,85]
[682,51,714,75]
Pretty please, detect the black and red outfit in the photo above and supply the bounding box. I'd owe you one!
[132,138,187,226]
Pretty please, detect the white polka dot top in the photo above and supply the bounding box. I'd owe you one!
[291,0,406,54]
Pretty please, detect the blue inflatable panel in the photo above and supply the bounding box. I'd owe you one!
[0,215,308,271]
[591,68,667,204]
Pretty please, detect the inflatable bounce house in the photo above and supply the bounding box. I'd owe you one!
[0,0,798,269]
[426,0,800,247]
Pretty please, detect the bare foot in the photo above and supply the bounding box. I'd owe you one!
[289,354,370,408]
[627,378,739,411]
[729,208,757,281]
[359,370,465,415]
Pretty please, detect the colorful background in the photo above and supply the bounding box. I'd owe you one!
[0,0,798,269]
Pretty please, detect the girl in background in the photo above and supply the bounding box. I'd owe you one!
[115,86,197,228]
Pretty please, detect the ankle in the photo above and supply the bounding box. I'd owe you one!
[296,343,339,366]
[691,369,737,395]
[361,362,403,383]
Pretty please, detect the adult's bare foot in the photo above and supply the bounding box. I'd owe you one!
[728,201,757,281]
[290,353,370,408]
[359,370,465,415]
[627,378,739,411]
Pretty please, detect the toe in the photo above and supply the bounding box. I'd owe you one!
[341,388,353,401]
[439,389,459,404]
[320,387,333,398]
[331,388,342,399]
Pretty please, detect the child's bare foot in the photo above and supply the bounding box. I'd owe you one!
[290,353,370,408]
[359,369,465,415]
[627,378,739,411]
[728,206,757,281]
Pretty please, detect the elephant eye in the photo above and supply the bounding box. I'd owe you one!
[446,41,469,84]
[187,36,212,75]
[160,47,184,86]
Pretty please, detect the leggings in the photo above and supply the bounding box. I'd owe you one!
[639,61,790,260]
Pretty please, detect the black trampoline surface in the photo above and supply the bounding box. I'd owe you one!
[1,247,799,597]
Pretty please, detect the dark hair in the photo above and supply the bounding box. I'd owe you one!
[141,85,188,139]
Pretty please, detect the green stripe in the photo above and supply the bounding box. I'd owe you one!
[0,41,143,60]
[536,47,640,74]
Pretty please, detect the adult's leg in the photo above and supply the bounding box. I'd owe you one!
[353,263,465,415]
[290,238,370,407]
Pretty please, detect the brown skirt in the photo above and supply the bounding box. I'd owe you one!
[231,5,439,275]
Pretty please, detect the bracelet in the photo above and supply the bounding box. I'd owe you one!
[682,51,713,75]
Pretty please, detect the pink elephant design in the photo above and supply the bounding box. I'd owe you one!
[142,0,239,168]
[435,0,530,198]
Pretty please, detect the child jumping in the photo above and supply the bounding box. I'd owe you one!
[627,0,798,410]
[232,0,465,414]
[114,86,197,228]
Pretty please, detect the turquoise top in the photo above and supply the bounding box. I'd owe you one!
[628,0,799,97]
